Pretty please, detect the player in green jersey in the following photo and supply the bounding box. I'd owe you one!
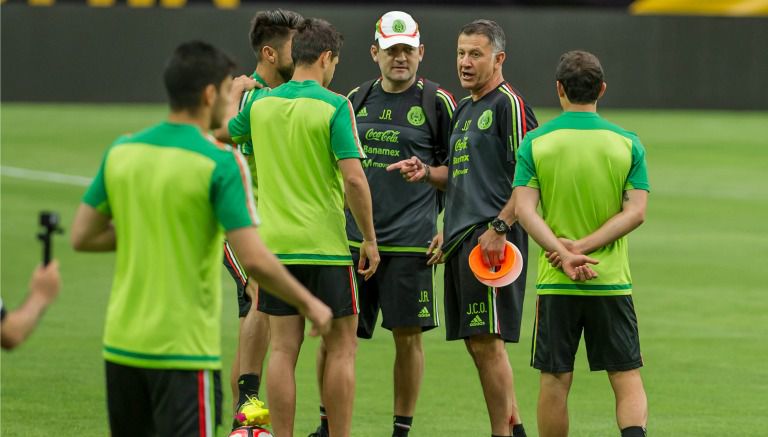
[228,18,379,437]
[71,41,331,437]
[513,50,650,437]
[214,9,305,427]
[311,11,456,437]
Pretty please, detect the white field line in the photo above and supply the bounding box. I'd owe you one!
[1,166,92,187]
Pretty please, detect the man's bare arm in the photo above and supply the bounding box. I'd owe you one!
[212,75,260,143]
[386,156,448,191]
[574,190,648,254]
[71,204,116,252]
[226,227,332,336]
[338,158,380,280]
[514,186,599,281]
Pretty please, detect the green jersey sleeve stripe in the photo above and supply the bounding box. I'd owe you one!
[437,88,457,110]
[330,95,365,159]
[436,90,455,118]
[344,98,365,158]
[232,150,260,225]
[239,90,251,111]
[499,84,524,155]
[224,241,248,285]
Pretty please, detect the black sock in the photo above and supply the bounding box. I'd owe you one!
[320,405,329,432]
[621,426,647,437]
[512,423,527,437]
[393,415,413,437]
[237,373,260,405]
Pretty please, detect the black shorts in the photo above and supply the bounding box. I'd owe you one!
[223,243,250,317]
[444,226,528,342]
[531,294,643,373]
[105,361,222,437]
[352,250,438,339]
[258,264,358,318]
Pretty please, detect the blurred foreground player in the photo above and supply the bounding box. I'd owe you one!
[71,41,331,437]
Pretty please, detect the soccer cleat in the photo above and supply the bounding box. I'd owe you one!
[307,426,329,437]
[234,395,271,427]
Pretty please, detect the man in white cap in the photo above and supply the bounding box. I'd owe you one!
[309,11,456,437]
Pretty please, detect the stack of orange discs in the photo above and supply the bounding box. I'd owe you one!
[468,241,524,287]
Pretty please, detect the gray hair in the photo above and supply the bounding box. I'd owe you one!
[460,19,505,53]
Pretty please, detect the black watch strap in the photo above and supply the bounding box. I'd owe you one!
[490,217,510,234]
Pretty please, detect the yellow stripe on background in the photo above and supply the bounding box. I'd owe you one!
[213,0,239,9]
[631,0,768,16]
[161,0,186,7]
[127,0,155,7]
[28,0,55,6]
[88,0,116,6]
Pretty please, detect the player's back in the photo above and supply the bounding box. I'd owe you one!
[515,111,650,294]
[95,121,250,369]
[249,80,364,265]
[521,112,645,239]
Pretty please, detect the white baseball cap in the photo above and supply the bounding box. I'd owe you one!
[374,11,420,49]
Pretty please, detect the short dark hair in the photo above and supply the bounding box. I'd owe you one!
[249,9,304,62]
[459,19,505,53]
[163,41,235,111]
[291,18,343,67]
[555,50,604,104]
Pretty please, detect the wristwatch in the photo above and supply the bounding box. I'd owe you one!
[490,217,511,234]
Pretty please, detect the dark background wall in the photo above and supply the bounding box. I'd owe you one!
[2,3,766,109]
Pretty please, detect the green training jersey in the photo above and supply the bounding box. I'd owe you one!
[233,71,269,157]
[229,79,365,265]
[83,122,259,370]
[512,111,650,296]
[234,71,270,202]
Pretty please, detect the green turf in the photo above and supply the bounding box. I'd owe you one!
[2,104,767,436]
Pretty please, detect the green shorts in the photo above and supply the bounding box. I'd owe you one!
[531,294,643,373]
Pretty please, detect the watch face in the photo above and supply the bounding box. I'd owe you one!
[492,218,508,233]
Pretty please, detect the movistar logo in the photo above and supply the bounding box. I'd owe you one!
[418,307,431,318]
[365,128,400,143]
[362,158,389,169]
[469,315,485,327]
[357,106,368,117]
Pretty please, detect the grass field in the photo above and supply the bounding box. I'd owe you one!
[2,104,767,436]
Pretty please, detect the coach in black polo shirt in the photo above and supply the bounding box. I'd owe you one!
[394,19,537,437]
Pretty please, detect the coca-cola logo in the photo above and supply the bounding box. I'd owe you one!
[365,129,400,143]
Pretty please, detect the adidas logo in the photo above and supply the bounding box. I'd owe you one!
[357,107,368,117]
[418,307,431,318]
[469,315,485,327]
